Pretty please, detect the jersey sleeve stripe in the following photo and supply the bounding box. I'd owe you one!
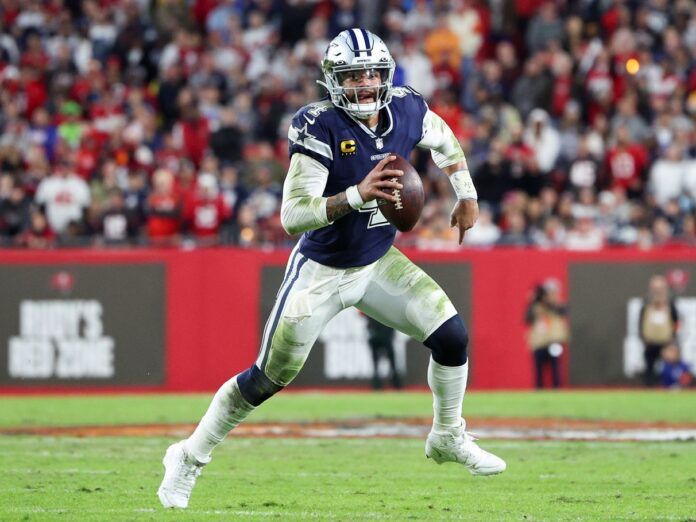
[289,147,332,169]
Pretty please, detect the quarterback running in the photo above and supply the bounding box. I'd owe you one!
[158,28,505,509]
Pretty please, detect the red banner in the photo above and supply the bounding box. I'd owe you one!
[1,247,694,392]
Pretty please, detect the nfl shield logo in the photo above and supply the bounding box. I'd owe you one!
[375,138,383,150]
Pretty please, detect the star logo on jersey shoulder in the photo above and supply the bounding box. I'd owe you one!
[292,123,316,147]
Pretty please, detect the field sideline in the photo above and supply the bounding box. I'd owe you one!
[2,390,695,521]
[2,390,696,427]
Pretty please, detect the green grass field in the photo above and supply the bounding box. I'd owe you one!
[2,391,695,521]
[3,390,696,427]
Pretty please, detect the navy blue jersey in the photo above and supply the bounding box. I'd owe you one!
[287,86,428,268]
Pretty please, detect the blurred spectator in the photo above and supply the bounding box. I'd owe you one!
[27,107,58,162]
[604,125,648,199]
[97,188,138,246]
[146,168,182,246]
[526,2,565,53]
[648,146,688,207]
[525,278,568,389]
[366,316,401,390]
[209,107,243,165]
[448,0,486,59]
[398,37,436,100]
[206,0,241,43]
[219,162,248,244]
[35,165,90,235]
[57,101,86,149]
[524,108,560,174]
[158,64,185,131]
[475,141,514,213]
[660,343,694,389]
[16,210,55,249]
[0,1,693,251]
[172,95,210,167]
[532,215,567,248]
[463,203,501,247]
[0,175,31,242]
[497,209,530,246]
[565,216,605,250]
[639,275,680,386]
[122,171,148,232]
[403,0,435,36]
[610,94,650,144]
[424,13,461,88]
[244,165,281,222]
[557,101,582,163]
[511,54,553,118]
[185,172,230,245]
[566,138,600,193]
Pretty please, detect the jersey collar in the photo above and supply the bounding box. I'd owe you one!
[342,105,394,139]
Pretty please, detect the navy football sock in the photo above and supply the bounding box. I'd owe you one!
[236,364,284,406]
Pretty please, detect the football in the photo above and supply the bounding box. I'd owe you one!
[378,154,425,232]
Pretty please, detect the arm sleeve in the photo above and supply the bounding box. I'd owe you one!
[416,109,466,169]
[280,153,332,235]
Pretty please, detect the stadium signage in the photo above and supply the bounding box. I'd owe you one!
[8,299,115,379]
[0,264,165,386]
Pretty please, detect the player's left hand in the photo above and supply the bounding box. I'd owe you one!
[450,199,479,245]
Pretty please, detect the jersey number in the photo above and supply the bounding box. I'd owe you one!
[359,200,390,228]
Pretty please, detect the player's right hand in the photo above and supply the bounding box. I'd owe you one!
[357,155,403,203]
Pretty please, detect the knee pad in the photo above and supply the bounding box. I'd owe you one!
[236,364,284,407]
[424,315,469,366]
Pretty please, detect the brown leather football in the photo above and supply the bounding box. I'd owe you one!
[377,154,424,232]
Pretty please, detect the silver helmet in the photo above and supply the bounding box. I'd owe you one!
[318,28,395,119]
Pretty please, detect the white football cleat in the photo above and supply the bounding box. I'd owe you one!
[157,441,206,508]
[425,421,506,476]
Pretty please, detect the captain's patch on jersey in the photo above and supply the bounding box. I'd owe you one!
[340,139,357,156]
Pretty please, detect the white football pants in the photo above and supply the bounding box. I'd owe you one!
[256,245,457,386]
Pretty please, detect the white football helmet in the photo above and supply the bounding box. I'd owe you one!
[318,28,395,120]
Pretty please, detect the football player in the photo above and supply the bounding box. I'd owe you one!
[158,28,505,509]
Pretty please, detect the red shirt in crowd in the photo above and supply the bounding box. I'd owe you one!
[147,193,182,238]
[185,194,230,237]
[551,74,573,117]
[173,116,210,167]
[605,143,648,191]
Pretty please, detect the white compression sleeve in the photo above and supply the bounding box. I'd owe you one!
[185,375,255,463]
[280,153,332,235]
[416,110,466,169]
[427,358,468,433]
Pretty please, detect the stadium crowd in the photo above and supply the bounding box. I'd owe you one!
[0,0,695,250]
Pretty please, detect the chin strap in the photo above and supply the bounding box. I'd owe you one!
[351,111,377,120]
